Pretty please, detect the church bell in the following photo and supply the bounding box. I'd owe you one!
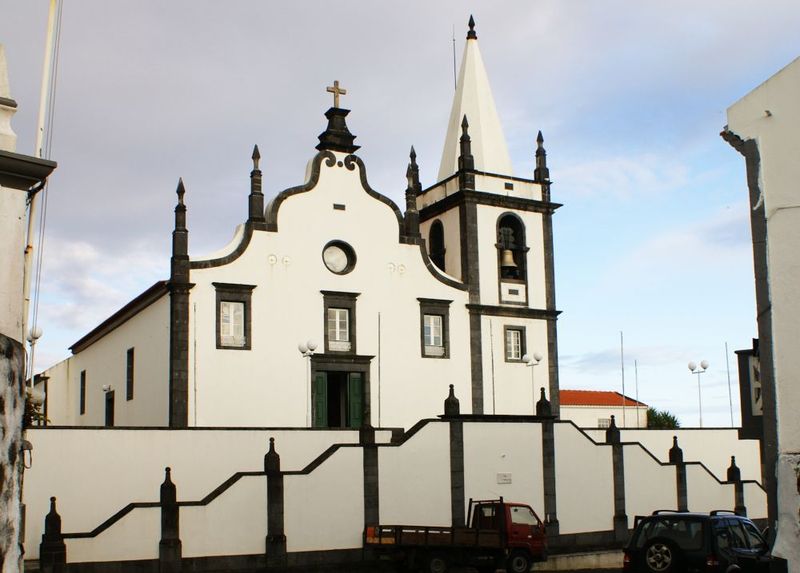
[500,249,517,269]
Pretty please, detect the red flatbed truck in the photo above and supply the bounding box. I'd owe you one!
[364,498,547,573]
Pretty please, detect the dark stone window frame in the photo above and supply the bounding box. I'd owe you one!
[126,347,135,401]
[322,291,359,354]
[418,298,452,359]
[79,370,86,415]
[429,219,446,272]
[214,282,256,350]
[503,325,527,363]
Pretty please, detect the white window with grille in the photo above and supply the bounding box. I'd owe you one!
[506,328,522,360]
[424,314,444,357]
[327,308,351,351]
[220,301,245,347]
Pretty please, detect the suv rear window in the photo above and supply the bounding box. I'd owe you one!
[634,517,705,551]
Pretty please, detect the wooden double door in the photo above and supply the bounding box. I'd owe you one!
[312,371,363,429]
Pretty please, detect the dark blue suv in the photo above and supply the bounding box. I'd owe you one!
[624,511,772,572]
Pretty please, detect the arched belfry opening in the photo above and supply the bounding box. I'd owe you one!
[429,220,446,272]
[497,213,528,303]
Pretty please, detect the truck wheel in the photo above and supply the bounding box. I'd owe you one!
[425,553,448,573]
[506,550,532,573]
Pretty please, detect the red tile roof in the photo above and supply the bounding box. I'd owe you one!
[560,390,647,407]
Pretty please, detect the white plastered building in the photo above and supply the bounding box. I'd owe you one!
[40,20,562,431]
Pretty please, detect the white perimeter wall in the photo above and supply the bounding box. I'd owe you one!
[23,428,365,559]
[463,423,544,517]
[562,406,647,429]
[623,446,677,526]
[379,422,451,526]
[554,423,614,534]
[582,428,762,482]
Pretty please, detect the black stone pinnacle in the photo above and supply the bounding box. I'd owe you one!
[458,115,475,190]
[467,15,477,39]
[249,144,265,223]
[171,179,189,276]
[316,108,360,154]
[534,130,550,184]
[536,387,552,416]
[404,146,421,239]
[669,435,684,464]
[444,384,461,416]
[727,456,741,482]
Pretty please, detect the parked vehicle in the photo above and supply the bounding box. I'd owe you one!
[364,498,547,573]
[624,510,773,572]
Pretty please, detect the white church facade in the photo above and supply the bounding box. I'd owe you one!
[41,18,562,431]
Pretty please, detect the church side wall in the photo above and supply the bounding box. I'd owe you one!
[479,316,549,415]
[553,423,614,534]
[0,183,26,340]
[50,295,170,426]
[462,422,545,516]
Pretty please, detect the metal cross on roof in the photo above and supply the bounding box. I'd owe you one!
[326,80,347,108]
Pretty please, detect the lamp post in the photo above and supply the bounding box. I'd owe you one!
[522,352,543,415]
[298,340,318,427]
[688,360,709,427]
[26,326,43,388]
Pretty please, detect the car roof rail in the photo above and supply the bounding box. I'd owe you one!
[710,510,737,516]
[652,509,680,515]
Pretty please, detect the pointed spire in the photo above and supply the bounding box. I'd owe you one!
[458,115,475,190]
[176,178,185,206]
[437,25,512,180]
[249,145,265,223]
[467,15,477,39]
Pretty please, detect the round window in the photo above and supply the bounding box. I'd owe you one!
[322,241,356,275]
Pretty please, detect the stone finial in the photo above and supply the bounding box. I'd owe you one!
[171,178,189,268]
[727,456,741,482]
[316,107,360,154]
[668,435,683,464]
[160,467,177,505]
[43,496,62,540]
[264,437,281,475]
[175,178,186,206]
[444,384,460,416]
[249,145,265,223]
[467,15,477,40]
[605,414,621,444]
[536,387,552,416]
[458,115,475,190]
[534,130,550,185]
[406,146,421,196]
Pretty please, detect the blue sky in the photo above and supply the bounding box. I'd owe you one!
[3,0,799,427]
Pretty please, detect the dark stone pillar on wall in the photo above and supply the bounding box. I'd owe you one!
[669,437,688,512]
[169,179,192,428]
[541,420,559,535]
[727,456,747,516]
[159,467,182,573]
[39,497,66,573]
[361,425,379,527]
[444,385,465,527]
[606,417,628,541]
[264,438,286,567]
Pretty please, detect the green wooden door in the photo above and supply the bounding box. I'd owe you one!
[347,372,364,428]
[313,372,327,428]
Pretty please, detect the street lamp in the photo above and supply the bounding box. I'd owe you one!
[688,360,709,427]
[26,326,43,389]
[298,340,318,427]
[522,352,543,415]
